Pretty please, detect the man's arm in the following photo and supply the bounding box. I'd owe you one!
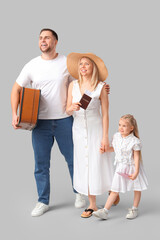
[11,82,22,129]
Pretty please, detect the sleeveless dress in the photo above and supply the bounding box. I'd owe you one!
[72,80,114,196]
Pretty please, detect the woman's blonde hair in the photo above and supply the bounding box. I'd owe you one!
[121,114,142,161]
[78,57,99,89]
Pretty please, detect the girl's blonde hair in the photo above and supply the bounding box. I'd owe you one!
[78,57,99,89]
[121,114,142,161]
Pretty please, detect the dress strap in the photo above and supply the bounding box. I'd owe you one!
[93,82,105,98]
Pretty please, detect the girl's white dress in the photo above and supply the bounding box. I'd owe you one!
[72,80,114,196]
[111,132,148,193]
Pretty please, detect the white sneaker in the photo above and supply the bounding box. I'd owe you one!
[75,193,86,208]
[126,208,138,219]
[92,209,109,220]
[31,202,49,217]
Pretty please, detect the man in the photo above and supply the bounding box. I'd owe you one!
[11,29,86,217]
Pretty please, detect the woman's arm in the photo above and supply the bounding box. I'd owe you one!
[99,85,109,153]
[66,82,80,115]
[129,150,140,180]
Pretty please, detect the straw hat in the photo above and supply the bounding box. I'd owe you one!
[67,52,108,81]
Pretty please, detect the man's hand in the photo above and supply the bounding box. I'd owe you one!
[12,114,21,129]
[104,84,110,94]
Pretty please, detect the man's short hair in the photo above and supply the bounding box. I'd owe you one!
[40,28,58,41]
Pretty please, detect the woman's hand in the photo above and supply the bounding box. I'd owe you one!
[129,172,139,180]
[70,102,81,111]
[100,138,110,154]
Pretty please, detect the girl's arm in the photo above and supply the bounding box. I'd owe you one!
[99,85,109,153]
[107,146,114,152]
[129,150,140,180]
[66,82,80,115]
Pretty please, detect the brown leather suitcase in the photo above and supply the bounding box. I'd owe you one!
[17,87,41,130]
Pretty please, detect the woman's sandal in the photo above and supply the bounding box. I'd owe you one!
[81,208,94,218]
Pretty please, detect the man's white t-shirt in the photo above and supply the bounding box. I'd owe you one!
[16,54,74,119]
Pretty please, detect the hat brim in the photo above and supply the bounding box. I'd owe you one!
[67,52,108,82]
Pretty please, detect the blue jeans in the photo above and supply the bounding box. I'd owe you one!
[32,116,76,205]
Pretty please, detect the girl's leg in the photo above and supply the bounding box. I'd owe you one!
[133,191,141,208]
[126,191,141,219]
[92,192,119,220]
[104,192,119,210]
[109,191,120,205]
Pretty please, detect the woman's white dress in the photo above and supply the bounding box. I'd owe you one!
[72,80,114,196]
[111,132,148,193]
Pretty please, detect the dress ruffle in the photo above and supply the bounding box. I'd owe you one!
[111,162,148,193]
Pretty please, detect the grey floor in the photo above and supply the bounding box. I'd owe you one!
[2,140,159,240]
[2,186,159,240]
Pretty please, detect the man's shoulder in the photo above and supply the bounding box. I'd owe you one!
[28,56,41,64]
[58,53,66,58]
[29,54,66,64]
[24,56,41,68]
[57,54,67,62]
[55,54,68,70]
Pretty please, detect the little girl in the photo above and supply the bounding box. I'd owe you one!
[93,114,148,220]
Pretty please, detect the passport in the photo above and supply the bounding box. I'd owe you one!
[79,90,92,110]
[117,172,130,179]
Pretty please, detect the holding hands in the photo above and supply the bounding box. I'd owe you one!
[100,138,110,153]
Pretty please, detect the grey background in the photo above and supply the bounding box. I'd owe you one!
[1,0,159,239]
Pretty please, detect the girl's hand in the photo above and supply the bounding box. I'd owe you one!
[100,138,110,154]
[129,172,138,180]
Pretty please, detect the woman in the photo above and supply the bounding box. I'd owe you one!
[66,53,114,218]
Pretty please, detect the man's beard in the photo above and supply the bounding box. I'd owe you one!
[40,46,52,53]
